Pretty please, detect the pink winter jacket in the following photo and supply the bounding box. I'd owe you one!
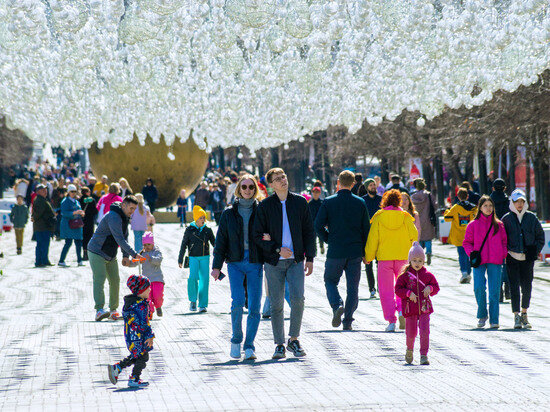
[462,213,507,265]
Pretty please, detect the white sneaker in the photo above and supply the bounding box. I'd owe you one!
[477,317,487,328]
[77,261,85,267]
[198,307,207,313]
[230,343,241,359]
[385,322,396,332]
[58,262,68,267]
[244,349,257,360]
[95,309,110,322]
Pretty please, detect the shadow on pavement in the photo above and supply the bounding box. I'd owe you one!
[203,358,302,368]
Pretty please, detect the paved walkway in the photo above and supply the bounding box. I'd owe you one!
[1,224,550,410]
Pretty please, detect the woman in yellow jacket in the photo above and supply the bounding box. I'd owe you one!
[365,190,418,332]
[443,188,478,284]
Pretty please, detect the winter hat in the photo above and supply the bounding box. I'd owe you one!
[127,274,151,295]
[142,231,154,245]
[510,189,527,202]
[492,178,506,191]
[193,205,206,221]
[364,178,375,187]
[408,241,426,262]
[67,184,77,192]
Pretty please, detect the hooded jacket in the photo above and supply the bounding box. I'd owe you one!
[178,222,216,263]
[463,213,508,265]
[443,201,477,246]
[490,190,510,219]
[395,267,440,317]
[122,294,155,358]
[502,200,545,258]
[365,206,418,262]
[410,190,437,242]
[130,246,164,283]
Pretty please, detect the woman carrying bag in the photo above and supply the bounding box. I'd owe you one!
[58,184,85,267]
[502,190,545,329]
[463,196,507,329]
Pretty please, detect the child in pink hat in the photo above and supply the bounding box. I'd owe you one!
[395,242,440,365]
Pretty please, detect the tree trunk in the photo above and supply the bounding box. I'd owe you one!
[381,157,389,186]
[422,158,433,192]
[525,153,531,206]
[270,147,279,168]
[434,154,445,209]
[478,150,488,195]
[508,144,517,192]
[464,152,474,183]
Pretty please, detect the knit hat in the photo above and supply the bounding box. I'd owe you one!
[364,178,375,187]
[492,178,506,191]
[193,205,206,221]
[510,189,527,202]
[142,231,154,244]
[408,241,426,262]
[127,274,151,295]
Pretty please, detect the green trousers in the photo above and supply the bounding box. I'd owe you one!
[89,251,120,311]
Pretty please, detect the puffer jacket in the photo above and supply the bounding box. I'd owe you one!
[490,191,510,219]
[395,267,440,317]
[463,213,508,265]
[122,294,155,359]
[502,201,545,256]
[443,201,477,246]
[365,206,418,262]
[410,190,437,242]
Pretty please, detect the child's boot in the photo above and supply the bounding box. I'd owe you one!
[108,363,121,385]
[420,355,430,365]
[128,376,149,388]
[405,349,413,365]
[156,307,163,317]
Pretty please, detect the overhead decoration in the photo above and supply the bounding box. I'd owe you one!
[0,0,549,150]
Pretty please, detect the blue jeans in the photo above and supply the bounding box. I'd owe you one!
[457,246,471,275]
[227,250,263,351]
[473,263,502,324]
[419,240,432,255]
[324,257,362,327]
[262,281,291,316]
[133,230,145,252]
[35,231,51,266]
[59,239,82,264]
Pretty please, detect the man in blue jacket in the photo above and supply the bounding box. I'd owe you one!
[315,170,370,331]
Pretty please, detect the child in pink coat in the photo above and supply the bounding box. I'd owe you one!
[395,242,440,365]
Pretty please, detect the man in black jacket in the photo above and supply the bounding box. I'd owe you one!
[315,171,370,331]
[308,187,324,254]
[490,178,511,301]
[253,168,315,359]
[362,178,382,298]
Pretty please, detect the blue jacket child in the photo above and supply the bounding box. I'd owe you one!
[108,274,155,388]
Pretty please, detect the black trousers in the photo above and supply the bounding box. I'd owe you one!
[119,352,149,379]
[365,261,377,292]
[506,255,534,313]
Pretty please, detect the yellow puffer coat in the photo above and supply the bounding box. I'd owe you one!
[365,208,418,262]
[443,202,478,246]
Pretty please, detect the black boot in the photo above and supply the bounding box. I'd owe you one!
[426,253,432,265]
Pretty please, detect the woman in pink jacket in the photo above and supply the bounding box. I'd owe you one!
[463,196,508,329]
[96,183,123,223]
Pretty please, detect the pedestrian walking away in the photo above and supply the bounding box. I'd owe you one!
[501,190,545,329]
[490,178,511,302]
[314,170,370,331]
[31,184,56,267]
[58,184,85,267]
[212,174,263,360]
[410,179,437,265]
[308,186,325,254]
[462,195,508,329]
[142,178,158,214]
[395,242,440,365]
[362,178,382,298]
[108,275,155,388]
[79,187,97,261]
[9,195,29,255]
[178,205,216,312]
[253,168,315,359]
[365,189,418,332]
[131,194,152,252]
[87,196,143,322]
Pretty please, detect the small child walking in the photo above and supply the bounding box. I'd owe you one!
[108,275,155,388]
[10,195,29,255]
[395,242,440,365]
[178,206,215,312]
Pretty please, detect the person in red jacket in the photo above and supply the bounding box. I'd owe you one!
[395,242,440,366]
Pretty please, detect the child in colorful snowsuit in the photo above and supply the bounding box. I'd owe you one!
[108,274,155,388]
[178,205,216,312]
[133,231,165,318]
[395,242,440,365]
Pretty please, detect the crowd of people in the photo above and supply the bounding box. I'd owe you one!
[2,156,545,388]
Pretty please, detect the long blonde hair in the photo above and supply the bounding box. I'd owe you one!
[135,193,145,214]
[119,177,132,193]
[234,174,261,201]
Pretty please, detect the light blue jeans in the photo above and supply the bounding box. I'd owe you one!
[227,250,263,351]
[473,263,502,324]
[133,230,145,252]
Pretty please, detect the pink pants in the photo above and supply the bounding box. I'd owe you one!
[406,314,430,356]
[377,260,407,323]
[149,282,164,313]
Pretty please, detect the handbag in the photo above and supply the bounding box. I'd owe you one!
[469,224,493,268]
[69,217,84,229]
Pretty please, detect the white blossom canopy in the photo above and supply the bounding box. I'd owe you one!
[1,0,549,150]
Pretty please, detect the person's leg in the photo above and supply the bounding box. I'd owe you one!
[284,280,291,306]
[89,252,107,310]
[506,256,521,313]
[392,260,407,315]
[188,257,199,303]
[131,352,149,380]
[405,315,418,351]
[287,261,305,340]
[243,262,263,351]
[323,258,345,311]
[377,260,398,323]
[424,240,432,255]
[59,238,72,263]
[35,231,44,265]
[197,256,210,308]
[457,246,468,274]
[15,228,24,250]
[343,257,362,328]
[520,260,534,311]
[44,232,51,263]
[133,231,144,252]
[75,239,82,263]
[486,263,502,325]
[264,262,286,345]
[418,313,430,356]
[228,261,246,345]
[365,261,376,292]
[473,265,488,320]
[105,258,120,312]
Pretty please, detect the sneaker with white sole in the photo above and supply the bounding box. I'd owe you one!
[370,290,376,299]
[128,376,149,388]
[95,309,110,322]
[405,349,413,365]
[230,343,241,359]
[287,339,306,357]
[244,349,257,360]
[58,262,68,267]
[108,364,121,385]
[477,317,487,328]
[189,302,197,311]
[198,307,207,313]
[521,313,532,329]
[385,322,396,332]
[77,261,85,267]
[489,324,499,329]
[109,311,122,320]
[459,273,471,284]
[272,344,286,359]
[420,355,430,365]
[514,314,522,329]
[332,306,345,328]
[156,307,163,317]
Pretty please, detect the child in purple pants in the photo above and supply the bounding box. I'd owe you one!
[395,242,439,365]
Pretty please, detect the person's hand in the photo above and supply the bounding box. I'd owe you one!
[179,263,183,268]
[423,286,432,297]
[211,268,220,280]
[305,261,313,276]
[144,338,154,348]
[409,292,417,303]
[279,247,293,259]
[262,233,271,241]
[135,253,144,260]
[122,257,130,267]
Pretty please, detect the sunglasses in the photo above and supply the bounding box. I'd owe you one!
[241,184,255,190]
